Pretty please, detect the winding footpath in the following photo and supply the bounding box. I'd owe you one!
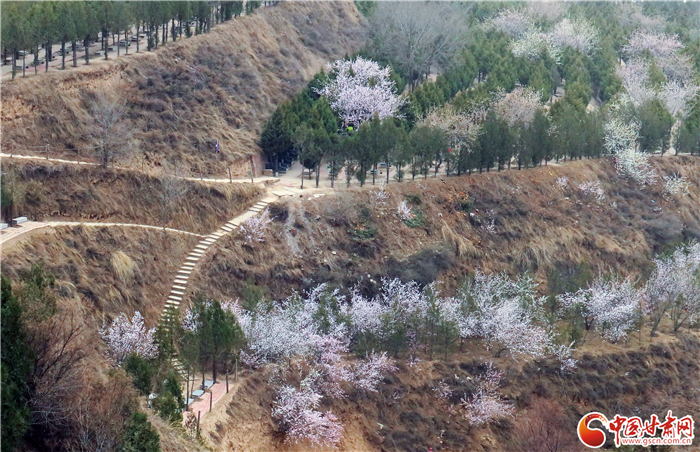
[0,220,203,250]
[0,153,279,185]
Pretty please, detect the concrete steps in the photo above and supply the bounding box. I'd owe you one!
[158,191,283,368]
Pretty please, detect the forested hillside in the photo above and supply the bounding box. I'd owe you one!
[1,1,368,175]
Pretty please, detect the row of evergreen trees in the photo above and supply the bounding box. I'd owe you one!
[1,1,263,79]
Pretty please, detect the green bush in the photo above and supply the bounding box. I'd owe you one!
[153,392,182,424]
[403,209,426,229]
[350,223,377,240]
[119,411,160,452]
[123,354,154,396]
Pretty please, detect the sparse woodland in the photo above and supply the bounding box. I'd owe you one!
[2,2,700,452]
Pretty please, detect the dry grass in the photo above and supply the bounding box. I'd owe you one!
[207,332,700,451]
[2,159,264,234]
[1,2,368,176]
[1,225,198,325]
[191,156,700,303]
[111,250,136,284]
[441,220,480,258]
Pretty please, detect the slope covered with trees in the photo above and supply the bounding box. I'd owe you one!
[1,1,369,176]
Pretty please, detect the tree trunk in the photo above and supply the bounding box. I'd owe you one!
[84,37,90,65]
[212,358,217,383]
[22,53,26,77]
[72,41,77,67]
[117,31,120,57]
[315,163,321,188]
[45,42,50,72]
[136,25,140,53]
[372,163,376,185]
[61,41,66,69]
[11,51,16,80]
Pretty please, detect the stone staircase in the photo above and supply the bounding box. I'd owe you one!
[158,195,279,376]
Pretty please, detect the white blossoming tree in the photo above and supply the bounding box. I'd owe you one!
[646,242,700,336]
[549,17,598,54]
[461,362,514,426]
[317,57,405,128]
[559,278,643,344]
[484,9,536,40]
[272,383,344,447]
[100,311,157,365]
[456,272,550,360]
[239,209,272,245]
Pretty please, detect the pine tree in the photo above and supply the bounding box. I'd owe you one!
[1,276,32,452]
[119,412,160,452]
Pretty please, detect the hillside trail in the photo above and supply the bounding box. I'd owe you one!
[0,153,280,185]
[0,220,203,252]
[158,185,325,378]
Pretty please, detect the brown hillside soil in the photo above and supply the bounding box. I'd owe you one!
[0,2,368,176]
[208,331,700,452]
[191,156,700,302]
[1,225,198,326]
[2,159,264,234]
[2,226,220,451]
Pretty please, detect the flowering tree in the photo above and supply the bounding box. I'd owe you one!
[461,362,514,426]
[317,57,405,127]
[239,209,272,245]
[623,30,694,82]
[420,104,485,175]
[352,352,397,392]
[456,272,550,360]
[549,18,598,54]
[397,200,414,222]
[272,384,344,447]
[484,9,536,40]
[578,181,606,203]
[511,31,560,63]
[645,242,700,336]
[616,59,654,108]
[307,333,353,399]
[603,115,657,184]
[559,278,643,344]
[492,87,542,128]
[100,311,157,365]
[662,174,691,196]
[660,80,699,117]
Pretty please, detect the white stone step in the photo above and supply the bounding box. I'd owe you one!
[221,226,233,232]
[169,295,183,302]
[174,278,188,285]
[173,285,187,292]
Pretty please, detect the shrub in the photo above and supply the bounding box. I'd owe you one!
[123,353,154,396]
[153,392,181,424]
[350,223,377,240]
[404,193,422,205]
[119,411,160,452]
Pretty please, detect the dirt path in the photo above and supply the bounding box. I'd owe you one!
[0,220,202,252]
[1,153,279,185]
